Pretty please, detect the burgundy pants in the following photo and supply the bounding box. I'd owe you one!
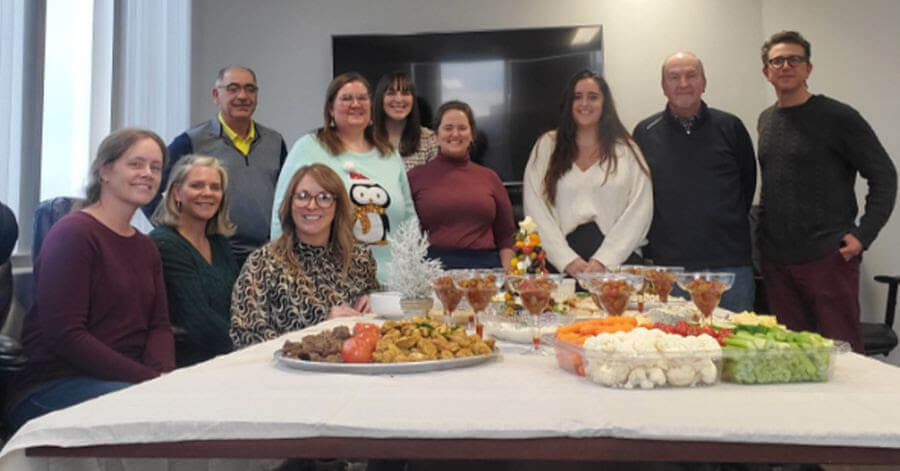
[761,251,863,353]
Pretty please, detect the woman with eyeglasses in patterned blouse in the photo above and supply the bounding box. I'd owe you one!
[230,164,378,348]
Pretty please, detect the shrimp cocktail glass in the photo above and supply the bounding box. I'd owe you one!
[430,270,469,327]
[616,265,650,311]
[644,266,685,303]
[676,272,735,326]
[510,273,561,353]
[459,270,505,338]
[575,272,643,317]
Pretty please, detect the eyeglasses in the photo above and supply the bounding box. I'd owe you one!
[294,190,336,208]
[217,83,259,94]
[336,93,370,105]
[767,55,807,68]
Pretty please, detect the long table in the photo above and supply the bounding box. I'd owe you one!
[2,316,900,469]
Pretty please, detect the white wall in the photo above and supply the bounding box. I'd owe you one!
[191,0,763,147]
[192,0,900,364]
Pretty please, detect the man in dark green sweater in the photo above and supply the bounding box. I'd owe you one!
[634,52,757,312]
[757,31,897,352]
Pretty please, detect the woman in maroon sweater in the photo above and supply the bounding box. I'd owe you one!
[5,129,175,432]
[408,101,516,269]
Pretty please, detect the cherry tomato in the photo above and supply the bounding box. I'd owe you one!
[351,323,379,349]
[353,323,379,337]
[342,336,374,363]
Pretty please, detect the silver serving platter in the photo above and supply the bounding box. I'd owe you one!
[273,350,499,374]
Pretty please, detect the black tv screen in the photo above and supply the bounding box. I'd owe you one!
[333,26,604,182]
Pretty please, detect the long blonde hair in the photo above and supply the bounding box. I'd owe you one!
[152,154,236,236]
[273,164,355,276]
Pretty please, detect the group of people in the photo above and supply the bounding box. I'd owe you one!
[1,30,895,433]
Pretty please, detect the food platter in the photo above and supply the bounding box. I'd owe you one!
[273,349,499,374]
[485,323,559,344]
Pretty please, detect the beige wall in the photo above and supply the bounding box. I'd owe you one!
[192,0,900,364]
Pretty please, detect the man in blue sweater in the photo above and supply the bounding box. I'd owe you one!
[144,66,287,266]
[634,52,757,312]
[757,31,896,352]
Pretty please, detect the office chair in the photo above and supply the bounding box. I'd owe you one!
[862,275,899,356]
[31,196,81,263]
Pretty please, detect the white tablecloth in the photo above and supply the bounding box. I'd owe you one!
[2,315,899,470]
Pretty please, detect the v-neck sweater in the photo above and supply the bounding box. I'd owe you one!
[150,225,239,361]
[523,131,653,268]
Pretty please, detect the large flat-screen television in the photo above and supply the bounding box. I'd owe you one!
[333,26,604,183]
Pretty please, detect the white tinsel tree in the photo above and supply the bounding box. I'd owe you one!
[387,219,443,299]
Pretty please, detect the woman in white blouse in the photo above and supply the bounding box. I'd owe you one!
[523,70,652,275]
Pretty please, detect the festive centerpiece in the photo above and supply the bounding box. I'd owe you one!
[386,219,443,316]
[504,217,549,316]
[509,216,548,275]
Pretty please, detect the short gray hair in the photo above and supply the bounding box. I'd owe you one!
[215,65,257,86]
[661,51,706,82]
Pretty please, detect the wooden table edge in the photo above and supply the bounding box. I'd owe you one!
[26,436,900,465]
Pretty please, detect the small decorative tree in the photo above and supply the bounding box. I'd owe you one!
[386,219,443,315]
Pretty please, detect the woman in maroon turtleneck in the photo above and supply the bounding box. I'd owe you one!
[407,100,515,269]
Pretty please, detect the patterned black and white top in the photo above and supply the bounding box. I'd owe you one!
[401,127,439,170]
[229,241,379,348]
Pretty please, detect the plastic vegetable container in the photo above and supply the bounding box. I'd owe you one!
[552,336,723,389]
[720,341,849,384]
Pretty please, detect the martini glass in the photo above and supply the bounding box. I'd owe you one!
[617,265,649,311]
[644,266,685,304]
[430,270,468,327]
[575,273,643,317]
[675,272,735,326]
[511,273,562,353]
[459,270,505,338]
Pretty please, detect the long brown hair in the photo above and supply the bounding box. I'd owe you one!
[272,164,355,277]
[543,70,646,204]
[373,71,423,157]
[315,72,391,157]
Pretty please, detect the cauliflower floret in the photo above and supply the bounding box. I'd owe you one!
[656,333,690,353]
[625,367,648,389]
[647,367,666,386]
[630,330,660,353]
[584,333,619,354]
[682,335,705,351]
[697,359,718,384]
[614,337,637,354]
[588,362,629,387]
[695,334,721,351]
[666,364,697,386]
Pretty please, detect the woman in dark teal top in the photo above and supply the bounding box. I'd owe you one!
[151,154,239,367]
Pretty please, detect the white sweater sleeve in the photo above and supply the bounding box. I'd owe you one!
[523,132,580,270]
[591,142,653,266]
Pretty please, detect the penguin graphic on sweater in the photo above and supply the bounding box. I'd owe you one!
[347,170,390,245]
